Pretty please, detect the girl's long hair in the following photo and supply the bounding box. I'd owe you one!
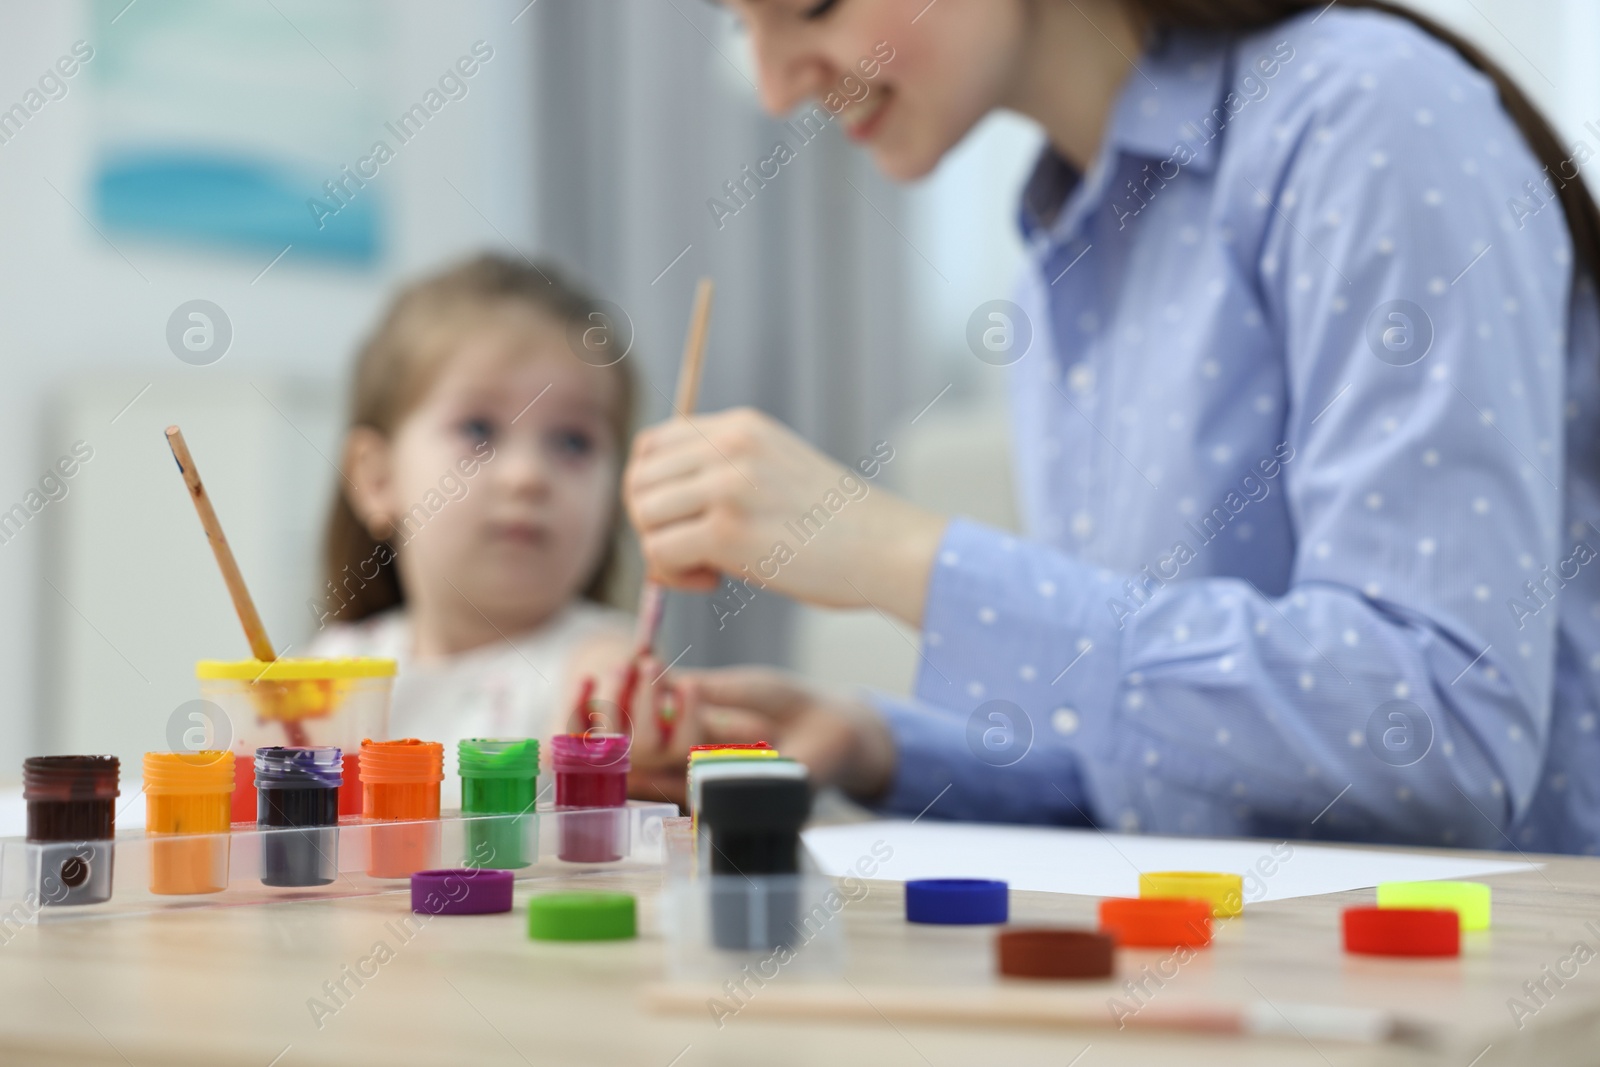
[320,253,635,626]
[1129,0,1599,282]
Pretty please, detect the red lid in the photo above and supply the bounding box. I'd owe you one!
[1099,897,1213,948]
[1342,906,1459,957]
[551,732,631,773]
[997,928,1115,979]
[688,742,772,753]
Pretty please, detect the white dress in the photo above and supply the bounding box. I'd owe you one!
[306,601,630,806]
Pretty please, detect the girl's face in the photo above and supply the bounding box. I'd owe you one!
[728,0,1028,181]
[357,309,622,636]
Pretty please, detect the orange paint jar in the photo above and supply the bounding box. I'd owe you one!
[361,739,443,879]
[144,751,235,895]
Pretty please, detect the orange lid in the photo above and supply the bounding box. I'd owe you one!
[143,751,235,795]
[1099,897,1213,949]
[360,739,445,784]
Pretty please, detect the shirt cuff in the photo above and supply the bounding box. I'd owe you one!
[911,518,1141,829]
[861,690,1090,825]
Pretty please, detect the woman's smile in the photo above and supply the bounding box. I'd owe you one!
[842,85,892,142]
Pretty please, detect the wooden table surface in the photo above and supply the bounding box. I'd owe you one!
[3,837,1600,1067]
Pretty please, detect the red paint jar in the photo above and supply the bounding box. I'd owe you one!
[552,733,629,863]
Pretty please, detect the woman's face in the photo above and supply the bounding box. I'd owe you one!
[729,0,1029,181]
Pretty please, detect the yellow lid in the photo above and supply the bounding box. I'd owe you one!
[1139,871,1245,918]
[688,749,782,764]
[195,657,397,681]
[1376,880,1491,931]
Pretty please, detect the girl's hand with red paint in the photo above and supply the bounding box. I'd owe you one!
[566,634,700,807]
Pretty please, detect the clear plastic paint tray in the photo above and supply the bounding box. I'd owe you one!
[661,873,847,980]
[195,657,397,823]
[0,800,675,924]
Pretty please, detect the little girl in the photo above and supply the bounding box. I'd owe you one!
[308,253,662,799]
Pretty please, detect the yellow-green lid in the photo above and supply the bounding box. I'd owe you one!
[195,657,397,681]
[1376,881,1491,931]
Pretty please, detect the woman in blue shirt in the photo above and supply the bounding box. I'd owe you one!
[626,0,1600,853]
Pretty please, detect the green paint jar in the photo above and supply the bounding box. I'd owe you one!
[458,738,539,869]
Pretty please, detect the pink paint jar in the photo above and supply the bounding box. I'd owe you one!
[552,733,629,863]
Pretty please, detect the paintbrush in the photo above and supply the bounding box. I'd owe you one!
[166,426,318,747]
[605,278,714,740]
[641,982,1440,1046]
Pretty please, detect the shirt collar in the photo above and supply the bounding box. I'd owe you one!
[1020,26,1232,239]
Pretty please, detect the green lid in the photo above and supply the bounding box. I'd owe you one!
[527,892,636,941]
[458,738,540,780]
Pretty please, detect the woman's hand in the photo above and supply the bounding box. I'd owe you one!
[624,407,948,627]
[679,666,897,801]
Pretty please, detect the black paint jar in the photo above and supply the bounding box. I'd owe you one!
[699,776,811,951]
[22,755,120,906]
[255,747,341,887]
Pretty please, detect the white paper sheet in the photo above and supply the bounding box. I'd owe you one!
[803,820,1537,901]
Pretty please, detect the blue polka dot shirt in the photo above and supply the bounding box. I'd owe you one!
[871,8,1600,855]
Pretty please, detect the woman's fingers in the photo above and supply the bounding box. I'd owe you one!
[629,470,721,532]
[638,516,728,588]
[628,766,687,807]
[625,666,874,796]
[624,437,712,501]
[696,698,858,787]
[629,412,707,461]
[678,667,812,723]
[697,705,781,744]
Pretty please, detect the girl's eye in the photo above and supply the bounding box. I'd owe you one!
[553,428,595,457]
[801,0,840,20]
[459,417,494,445]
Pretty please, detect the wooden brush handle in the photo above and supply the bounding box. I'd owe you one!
[673,278,714,415]
[165,426,277,662]
[632,278,716,663]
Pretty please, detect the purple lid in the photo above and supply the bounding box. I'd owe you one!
[550,732,630,773]
[410,868,514,915]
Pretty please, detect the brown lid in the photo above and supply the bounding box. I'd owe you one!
[997,928,1115,979]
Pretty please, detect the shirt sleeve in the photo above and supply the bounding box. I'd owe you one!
[901,39,1573,849]
[867,688,1095,827]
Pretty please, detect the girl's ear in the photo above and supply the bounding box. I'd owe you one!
[343,427,396,540]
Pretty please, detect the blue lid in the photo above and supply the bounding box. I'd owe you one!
[905,878,1009,925]
[254,746,342,788]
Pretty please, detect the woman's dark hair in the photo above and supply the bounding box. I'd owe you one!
[320,253,635,626]
[1129,0,1599,283]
